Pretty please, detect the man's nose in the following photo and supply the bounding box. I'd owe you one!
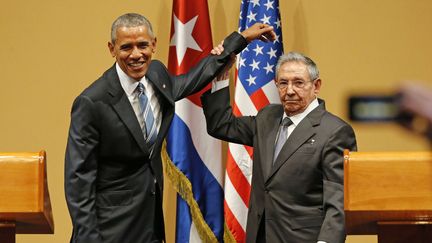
[286,83,296,95]
[130,47,142,58]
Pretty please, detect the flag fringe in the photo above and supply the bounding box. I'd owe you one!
[162,140,220,242]
[223,221,237,243]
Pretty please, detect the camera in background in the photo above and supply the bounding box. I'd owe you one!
[348,94,432,140]
[348,95,403,122]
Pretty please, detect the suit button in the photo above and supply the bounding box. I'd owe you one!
[151,190,156,195]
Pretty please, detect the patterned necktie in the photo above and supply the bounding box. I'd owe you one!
[274,117,293,163]
[137,83,157,146]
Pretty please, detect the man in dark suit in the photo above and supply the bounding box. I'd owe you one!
[65,13,275,243]
[202,51,357,243]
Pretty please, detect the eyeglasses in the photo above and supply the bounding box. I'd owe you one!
[276,79,314,90]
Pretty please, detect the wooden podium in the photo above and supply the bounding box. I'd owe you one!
[344,150,432,243]
[0,151,54,243]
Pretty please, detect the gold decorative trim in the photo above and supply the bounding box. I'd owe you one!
[223,221,236,243]
[162,141,220,242]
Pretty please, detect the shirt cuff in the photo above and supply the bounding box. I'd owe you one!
[211,79,229,93]
[317,241,327,243]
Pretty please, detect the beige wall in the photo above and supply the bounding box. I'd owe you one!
[1,0,431,242]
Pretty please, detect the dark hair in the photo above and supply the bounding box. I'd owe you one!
[111,13,154,43]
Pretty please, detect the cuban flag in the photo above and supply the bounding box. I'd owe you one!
[165,0,224,242]
[224,0,284,242]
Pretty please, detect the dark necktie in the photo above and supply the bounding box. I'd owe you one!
[137,83,157,146]
[274,117,293,163]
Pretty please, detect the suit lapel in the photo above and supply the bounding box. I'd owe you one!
[260,106,284,180]
[106,66,149,154]
[266,101,326,183]
[146,65,173,107]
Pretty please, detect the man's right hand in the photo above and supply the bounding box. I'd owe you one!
[240,22,276,43]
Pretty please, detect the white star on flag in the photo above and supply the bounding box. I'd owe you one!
[275,18,281,29]
[267,47,277,59]
[170,14,202,66]
[260,14,271,24]
[247,11,257,22]
[264,0,274,10]
[246,74,257,86]
[238,57,246,68]
[251,0,260,7]
[264,62,274,74]
[253,44,264,56]
[274,33,281,43]
[249,59,260,71]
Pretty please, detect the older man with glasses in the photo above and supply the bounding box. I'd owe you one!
[201,51,357,243]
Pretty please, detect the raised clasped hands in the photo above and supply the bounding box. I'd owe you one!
[211,22,276,56]
[241,22,276,43]
[210,22,275,81]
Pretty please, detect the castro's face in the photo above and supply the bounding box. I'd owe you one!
[108,25,156,80]
[275,61,321,116]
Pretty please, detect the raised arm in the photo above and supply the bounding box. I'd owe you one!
[170,23,275,100]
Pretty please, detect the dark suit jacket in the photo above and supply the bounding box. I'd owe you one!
[65,32,247,243]
[202,88,357,243]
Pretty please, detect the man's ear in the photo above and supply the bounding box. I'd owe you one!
[108,42,115,57]
[314,78,322,95]
[152,37,157,53]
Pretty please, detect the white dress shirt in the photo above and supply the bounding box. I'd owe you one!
[116,63,162,135]
[280,98,319,138]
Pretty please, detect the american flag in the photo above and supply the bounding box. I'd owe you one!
[224,0,283,241]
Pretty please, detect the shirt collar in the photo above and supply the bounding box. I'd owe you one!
[116,63,147,96]
[283,98,319,126]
